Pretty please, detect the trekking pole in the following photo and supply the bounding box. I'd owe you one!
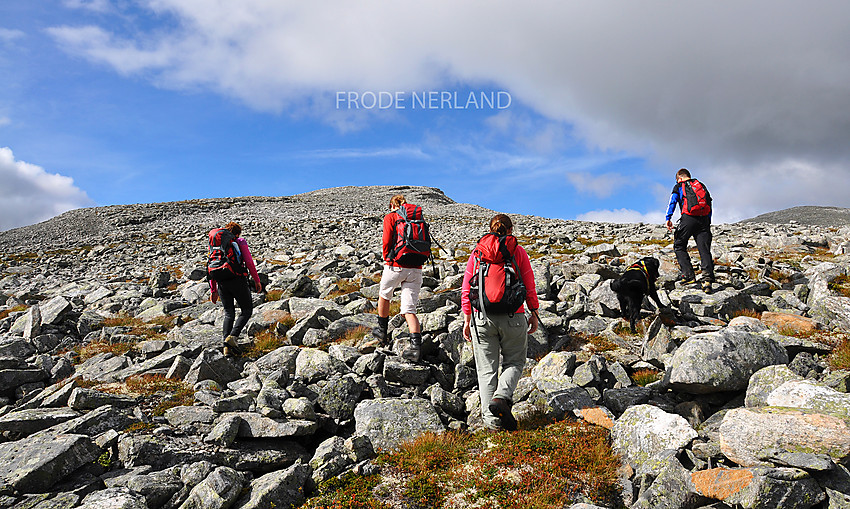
[429,234,449,280]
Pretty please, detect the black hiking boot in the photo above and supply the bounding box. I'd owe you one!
[489,397,517,431]
[402,333,422,362]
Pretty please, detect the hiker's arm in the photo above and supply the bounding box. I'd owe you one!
[238,239,262,291]
[527,310,538,334]
[514,246,539,312]
[381,214,393,261]
[460,254,475,316]
[463,313,472,341]
[665,186,680,230]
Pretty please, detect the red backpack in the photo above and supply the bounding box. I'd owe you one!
[388,204,432,266]
[207,228,247,281]
[469,233,527,316]
[681,178,712,216]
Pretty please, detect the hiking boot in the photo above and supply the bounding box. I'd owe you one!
[402,333,422,362]
[677,274,696,285]
[223,335,242,357]
[489,397,517,431]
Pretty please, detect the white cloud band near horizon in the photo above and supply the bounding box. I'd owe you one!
[0,147,92,231]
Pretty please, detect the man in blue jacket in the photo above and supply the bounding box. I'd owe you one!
[665,168,714,291]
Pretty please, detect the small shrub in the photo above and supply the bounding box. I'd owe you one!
[368,301,401,316]
[730,309,762,320]
[829,275,850,298]
[829,339,850,370]
[265,289,284,301]
[75,340,136,363]
[304,472,388,509]
[631,368,661,387]
[337,326,370,346]
[328,279,361,298]
[0,305,28,321]
[244,328,288,358]
[776,325,817,339]
[613,321,644,337]
[572,333,620,352]
[96,451,112,468]
[124,422,156,434]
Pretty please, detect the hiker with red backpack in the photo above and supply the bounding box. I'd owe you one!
[665,168,715,292]
[368,194,430,362]
[461,214,539,432]
[207,221,262,356]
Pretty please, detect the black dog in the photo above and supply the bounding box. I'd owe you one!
[611,257,665,333]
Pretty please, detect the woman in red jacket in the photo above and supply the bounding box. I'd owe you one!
[461,214,539,431]
[368,194,424,362]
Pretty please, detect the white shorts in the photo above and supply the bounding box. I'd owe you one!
[379,265,423,315]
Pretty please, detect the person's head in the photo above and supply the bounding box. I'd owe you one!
[676,168,691,182]
[224,221,242,237]
[489,214,513,236]
[389,194,406,211]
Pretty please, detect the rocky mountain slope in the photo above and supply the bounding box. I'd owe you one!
[740,205,850,227]
[1,185,850,508]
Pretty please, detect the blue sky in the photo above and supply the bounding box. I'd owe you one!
[2,1,850,231]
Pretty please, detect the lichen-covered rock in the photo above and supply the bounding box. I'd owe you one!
[745,365,805,408]
[233,461,311,509]
[720,407,850,467]
[0,408,80,436]
[693,466,824,508]
[77,487,148,509]
[354,398,445,452]
[612,404,697,475]
[767,380,850,420]
[179,466,244,509]
[317,373,365,421]
[294,347,350,384]
[664,329,788,394]
[530,351,576,380]
[632,450,704,508]
[0,433,101,494]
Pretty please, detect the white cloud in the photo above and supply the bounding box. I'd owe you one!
[0,147,93,231]
[45,1,850,216]
[0,28,25,43]
[566,172,628,199]
[62,0,111,13]
[0,116,10,127]
[577,208,666,224]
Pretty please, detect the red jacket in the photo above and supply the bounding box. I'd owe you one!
[461,242,539,315]
[382,207,424,268]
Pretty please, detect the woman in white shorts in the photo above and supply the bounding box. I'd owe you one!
[369,194,424,361]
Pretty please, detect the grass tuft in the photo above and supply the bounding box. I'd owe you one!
[730,309,762,320]
[0,305,28,321]
[244,328,289,358]
[631,368,661,386]
[265,289,284,301]
[829,275,850,298]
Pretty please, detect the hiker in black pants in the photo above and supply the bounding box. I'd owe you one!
[208,221,262,356]
[665,168,715,292]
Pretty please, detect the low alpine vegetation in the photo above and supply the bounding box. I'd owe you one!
[631,368,661,386]
[308,421,621,508]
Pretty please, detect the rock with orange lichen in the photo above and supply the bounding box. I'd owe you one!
[692,466,824,508]
[720,407,850,467]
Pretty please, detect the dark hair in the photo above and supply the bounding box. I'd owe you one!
[224,222,242,237]
[489,214,513,236]
[676,168,691,179]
